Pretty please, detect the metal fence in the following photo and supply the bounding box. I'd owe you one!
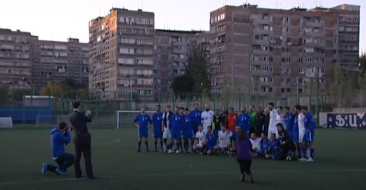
[1,89,365,128]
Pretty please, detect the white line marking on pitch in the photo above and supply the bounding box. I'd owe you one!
[97,138,120,145]
[0,168,365,186]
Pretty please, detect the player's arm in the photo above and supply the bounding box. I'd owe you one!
[58,130,71,144]
[310,116,316,131]
[148,115,153,128]
[193,133,199,145]
[161,113,165,130]
[82,111,92,123]
[168,116,173,130]
[133,115,139,128]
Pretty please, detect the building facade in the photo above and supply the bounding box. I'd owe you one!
[34,38,89,89]
[209,4,360,95]
[0,29,38,89]
[154,30,210,93]
[0,28,89,90]
[89,8,155,98]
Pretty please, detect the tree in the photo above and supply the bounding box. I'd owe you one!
[172,45,210,98]
[40,82,67,97]
[0,85,9,104]
[185,45,211,94]
[171,75,194,99]
[327,63,347,108]
[359,54,366,73]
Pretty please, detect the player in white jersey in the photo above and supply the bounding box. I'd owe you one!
[193,125,206,153]
[201,104,214,133]
[249,133,261,155]
[161,105,172,152]
[214,126,232,154]
[275,106,285,126]
[267,102,279,138]
[297,112,305,143]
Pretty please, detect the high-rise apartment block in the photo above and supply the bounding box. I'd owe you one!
[0,29,89,90]
[89,8,155,98]
[34,38,89,89]
[209,4,360,95]
[154,30,210,93]
[0,29,38,89]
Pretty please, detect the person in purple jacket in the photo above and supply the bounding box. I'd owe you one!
[236,128,254,183]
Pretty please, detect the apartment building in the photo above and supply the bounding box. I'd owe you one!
[89,8,155,98]
[310,4,360,71]
[0,29,38,89]
[209,4,360,95]
[154,30,210,93]
[33,38,89,89]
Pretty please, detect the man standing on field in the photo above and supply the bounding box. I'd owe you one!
[201,104,214,133]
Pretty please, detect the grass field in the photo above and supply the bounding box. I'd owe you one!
[0,128,365,190]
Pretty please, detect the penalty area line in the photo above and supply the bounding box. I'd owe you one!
[97,138,120,145]
[0,168,365,186]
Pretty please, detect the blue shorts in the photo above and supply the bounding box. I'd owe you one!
[171,130,181,139]
[153,130,163,138]
[207,145,215,151]
[292,130,299,143]
[138,129,148,138]
[183,130,194,139]
[303,131,315,142]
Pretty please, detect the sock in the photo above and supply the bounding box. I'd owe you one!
[176,141,181,150]
[184,141,188,151]
[145,141,149,150]
[138,141,141,151]
[154,140,157,151]
[301,148,306,158]
[310,148,314,159]
[169,142,174,150]
[297,147,302,158]
[160,140,163,149]
[163,139,167,149]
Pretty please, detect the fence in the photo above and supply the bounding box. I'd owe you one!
[0,89,365,128]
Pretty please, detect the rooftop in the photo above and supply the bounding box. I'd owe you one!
[155,29,207,34]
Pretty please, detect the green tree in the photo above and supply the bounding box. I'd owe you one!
[171,75,194,99]
[40,82,69,98]
[359,54,366,73]
[0,85,9,104]
[327,63,346,108]
[185,45,211,94]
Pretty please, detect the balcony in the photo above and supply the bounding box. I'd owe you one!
[303,20,323,27]
[252,39,269,45]
[251,70,272,76]
[251,60,271,66]
[252,28,271,34]
[303,31,324,37]
[252,17,272,24]
[252,49,271,56]
[259,81,272,87]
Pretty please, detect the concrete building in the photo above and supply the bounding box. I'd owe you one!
[154,30,210,93]
[209,3,360,95]
[34,38,89,89]
[88,8,155,98]
[0,29,38,89]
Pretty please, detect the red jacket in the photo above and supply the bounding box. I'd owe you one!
[227,113,238,132]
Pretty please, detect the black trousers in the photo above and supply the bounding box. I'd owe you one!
[74,135,94,178]
[255,125,263,137]
[46,153,74,172]
[237,159,252,175]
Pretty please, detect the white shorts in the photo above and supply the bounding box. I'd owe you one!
[219,143,229,149]
[298,132,305,143]
[163,127,170,139]
[195,143,203,148]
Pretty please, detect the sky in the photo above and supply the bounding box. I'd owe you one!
[0,0,364,52]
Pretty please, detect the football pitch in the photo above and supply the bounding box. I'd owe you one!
[0,128,365,190]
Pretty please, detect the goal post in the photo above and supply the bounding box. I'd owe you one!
[116,110,155,129]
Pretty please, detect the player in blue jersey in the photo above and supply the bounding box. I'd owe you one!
[168,107,184,154]
[183,108,195,153]
[205,126,217,155]
[301,106,316,162]
[284,106,294,133]
[236,107,252,137]
[133,108,152,152]
[265,133,280,160]
[276,123,295,160]
[189,103,202,134]
[152,105,164,152]
[258,133,270,158]
[292,105,302,158]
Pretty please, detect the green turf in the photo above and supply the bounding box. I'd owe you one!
[1,128,365,190]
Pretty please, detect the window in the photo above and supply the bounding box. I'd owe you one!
[281,78,285,83]
[119,48,134,54]
[299,68,304,74]
[282,47,290,53]
[282,27,289,33]
[121,38,135,44]
[282,57,291,63]
[282,17,289,22]
[307,57,312,62]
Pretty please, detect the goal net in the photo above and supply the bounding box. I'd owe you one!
[36,115,70,128]
[116,111,155,129]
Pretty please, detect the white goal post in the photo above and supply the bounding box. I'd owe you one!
[116,111,155,129]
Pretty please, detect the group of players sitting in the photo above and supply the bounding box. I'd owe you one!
[133,103,316,162]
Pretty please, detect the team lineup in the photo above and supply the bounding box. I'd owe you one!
[133,102,316,162]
